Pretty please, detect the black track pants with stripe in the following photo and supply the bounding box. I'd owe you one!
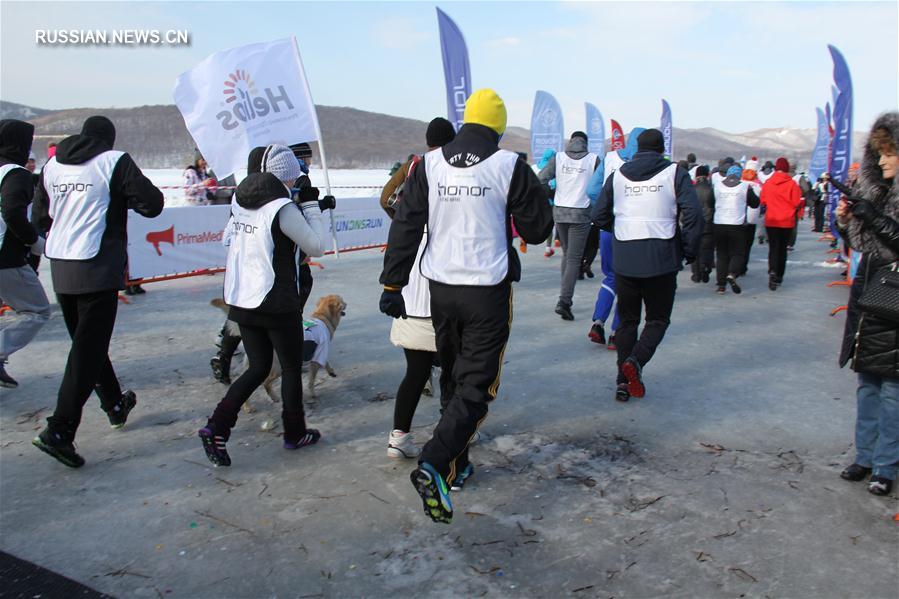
[422,280,512,483]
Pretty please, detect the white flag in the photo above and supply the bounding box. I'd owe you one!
[174,37,320,178]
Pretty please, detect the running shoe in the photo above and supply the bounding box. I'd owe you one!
[519,241,527,253]
[716,286,726,294]
[588,322,606,345]
[868,476,893,496]
[198,426,231,467]
[32,428,85,468]
[620,357,645,398]
[410,462,452,524]
[210,355,232,385]
[388,430,420,459]
[615,383,630,403]
[544,248,555,258]
[450,464,474,491]
[106,390,137,429]
[555,302,574,321]
[0,361,18,389]
[606,334,617,351]
[727,276,742,295]
[284,429,321,450]
[840,463,871,482]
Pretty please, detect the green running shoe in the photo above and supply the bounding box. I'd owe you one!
[32,428,85,468]
[410,462,452,524]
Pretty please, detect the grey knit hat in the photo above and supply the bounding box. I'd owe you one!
[261,144,302,183]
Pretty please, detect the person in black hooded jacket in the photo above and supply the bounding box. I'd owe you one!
[593,129,702,402]
[691,165,715,283]
[30,116,163,468]
[835,112,899,496]
[199,144,329,468]
[0,119,51,389]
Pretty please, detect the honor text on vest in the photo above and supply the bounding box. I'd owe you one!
[436,183,493,201]
[232,220,259,235]
[624,183,665,196]
[51,182,94,197]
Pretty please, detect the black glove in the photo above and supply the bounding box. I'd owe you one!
[850,199,877,223]
[297,185,320,204]
[318,195,336,211]
[379,289,407,319]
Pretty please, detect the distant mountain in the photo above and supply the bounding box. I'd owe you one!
[0,100,862,172]
[0,101,53,121]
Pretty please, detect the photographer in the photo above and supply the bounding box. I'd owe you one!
[835,112,899,496]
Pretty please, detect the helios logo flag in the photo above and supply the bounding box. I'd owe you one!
[436,8,471,131]
[173,37,320,178]
[660,99,673,160]
[585,103,605,156]
[530,91,563,163]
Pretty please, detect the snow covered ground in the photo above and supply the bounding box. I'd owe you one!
[146,168,390,207]
[1,227,896,597]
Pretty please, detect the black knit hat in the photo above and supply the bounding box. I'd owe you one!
[637,129,665,154]
[695,165,710,177]
[247,146,266,173]
[571,131,588,142]
[81,116,115,147]
[426,117,456,148]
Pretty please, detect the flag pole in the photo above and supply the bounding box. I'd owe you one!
[291,36,339,256]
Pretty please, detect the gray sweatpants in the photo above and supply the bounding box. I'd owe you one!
[0,265,51,361]
[557,222,592,307]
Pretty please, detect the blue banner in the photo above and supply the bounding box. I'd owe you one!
[660,99,673,160]
[436,8,471,131]
[828,44,853,242]
[530,90,564,163]
[809,107,830,182]
[585,102,605,156]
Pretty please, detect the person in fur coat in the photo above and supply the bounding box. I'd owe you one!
[835,111,899,496]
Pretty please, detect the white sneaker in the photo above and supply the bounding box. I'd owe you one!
[387,430,420,459]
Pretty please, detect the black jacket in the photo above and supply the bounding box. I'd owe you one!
[0,120,39,269]
[838,225,899,379]
[228,172,303,328]
[380,123,553,288]
[693,177,715,227]
[593,150,703,278]
[33,133,163,294]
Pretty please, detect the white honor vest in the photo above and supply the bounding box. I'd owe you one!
[0,164,25,248]
[42,151,124,260]
[403,232,431,318]
[612,164,678,241]
[553,152,596,209]
[420,149,516,286]
[224,198,293,309]
[713,179,750,225]
[745,181,762,225]
[603,151,625,185]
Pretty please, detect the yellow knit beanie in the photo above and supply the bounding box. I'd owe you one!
[463,88,507,135]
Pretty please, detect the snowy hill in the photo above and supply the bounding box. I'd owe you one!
[0,100,863,171]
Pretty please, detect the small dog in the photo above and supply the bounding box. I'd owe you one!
[209,294,346,409]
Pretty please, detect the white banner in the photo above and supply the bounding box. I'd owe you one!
[127,205,231,280]
[173,37,320,178]
[127,198,390,281]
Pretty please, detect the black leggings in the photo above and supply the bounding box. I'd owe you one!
[393,349,435,432]
[210,322,306,437]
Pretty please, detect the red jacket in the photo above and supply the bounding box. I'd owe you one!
[760,171,803,228]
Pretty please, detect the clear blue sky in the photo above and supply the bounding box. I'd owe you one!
[2,0,896,133]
